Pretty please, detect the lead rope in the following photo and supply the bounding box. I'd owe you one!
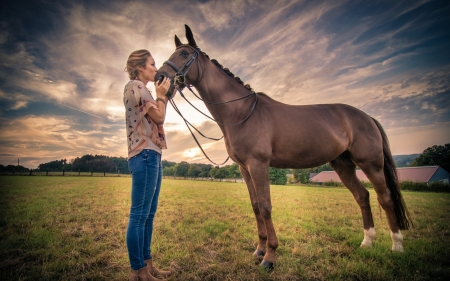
[168,86,258,165]
[180,86,258,126]
[168,93,230,165]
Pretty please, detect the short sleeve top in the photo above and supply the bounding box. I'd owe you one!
[123,80,167,158]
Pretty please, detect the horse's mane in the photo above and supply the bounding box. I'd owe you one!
[202,52,255,93]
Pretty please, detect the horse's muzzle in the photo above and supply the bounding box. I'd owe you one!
[156,73,176,98]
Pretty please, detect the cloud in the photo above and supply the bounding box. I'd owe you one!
[0,115,126,168]
[11,101,28,110]
[0,0,449,168]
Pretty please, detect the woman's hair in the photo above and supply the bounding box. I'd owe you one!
[125,49,151,80]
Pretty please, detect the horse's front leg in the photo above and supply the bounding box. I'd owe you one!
[245,162,278,270]
[239,165,267,259]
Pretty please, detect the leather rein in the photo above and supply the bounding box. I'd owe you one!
[163,45,258,165]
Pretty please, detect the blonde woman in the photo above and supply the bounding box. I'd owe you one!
[124,49,173,281]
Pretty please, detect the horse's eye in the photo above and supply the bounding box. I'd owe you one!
[181,50,189,57]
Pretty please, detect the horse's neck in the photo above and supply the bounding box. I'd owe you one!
[194,61,253,122]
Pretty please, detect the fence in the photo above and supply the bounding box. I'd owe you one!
[0,172,246,182]
[162,176,244,183]
[0,170,130,177]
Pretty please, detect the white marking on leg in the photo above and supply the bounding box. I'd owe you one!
[391,231,404,252]
[360,227,376,248]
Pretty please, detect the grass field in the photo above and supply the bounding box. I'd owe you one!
[1,176,449,280]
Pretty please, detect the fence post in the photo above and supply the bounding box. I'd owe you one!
[46,170,48,176]
[30,169,32,176]
[104,171,106,176]
[78,169,80,176]
[63,170,65,176]
[91,171,93,176]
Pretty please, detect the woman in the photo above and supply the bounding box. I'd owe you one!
[124,49,173,281]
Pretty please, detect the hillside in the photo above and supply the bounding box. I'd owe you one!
[393,154,420,167]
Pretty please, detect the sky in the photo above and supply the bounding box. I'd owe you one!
[0,0,449,169]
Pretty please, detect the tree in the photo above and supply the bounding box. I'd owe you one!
[199,164,212,177]
[0,164,29,172]
[210,166,228,180]
[410,143,450,172]
[227,163,242,179]
[175,161,190,178]
[187,165,201,178]
[162,160,176,168]
[38,159,65,171]
[163,166,175,176]
[269,168,287,185]
[210,167,218,178]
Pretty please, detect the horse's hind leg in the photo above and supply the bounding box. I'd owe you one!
[359,166,404,252]
[239,165,268,259]
[330,153,376,248]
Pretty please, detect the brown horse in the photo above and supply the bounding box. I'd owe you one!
[156,25,411,269]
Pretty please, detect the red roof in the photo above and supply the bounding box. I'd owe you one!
[310,166,440,183]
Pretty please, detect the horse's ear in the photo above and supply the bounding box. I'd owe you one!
[175,35,182,47]
[185,24,197,47]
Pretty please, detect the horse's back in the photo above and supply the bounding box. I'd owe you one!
[251,95,381,169]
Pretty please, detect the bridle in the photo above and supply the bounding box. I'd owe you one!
[162,45,258,165]
[163,45,201,90]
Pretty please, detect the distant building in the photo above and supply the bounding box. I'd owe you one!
[309,173,319,181]
[310,166,450,185]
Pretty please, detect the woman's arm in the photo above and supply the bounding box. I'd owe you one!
[146,77,171,125]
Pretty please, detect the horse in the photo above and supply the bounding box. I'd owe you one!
[156,25,411,270]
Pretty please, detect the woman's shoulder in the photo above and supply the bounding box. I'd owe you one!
[125,79,144,88]
[124,80,148,94]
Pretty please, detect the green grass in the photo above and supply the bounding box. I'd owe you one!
[1,176,449,280]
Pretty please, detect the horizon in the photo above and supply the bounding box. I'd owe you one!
[5,152,425,170]
[1,0,449,169]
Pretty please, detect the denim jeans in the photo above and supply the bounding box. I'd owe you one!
[126,149,163,270]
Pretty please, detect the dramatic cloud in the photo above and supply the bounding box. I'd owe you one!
[0,0,449,168]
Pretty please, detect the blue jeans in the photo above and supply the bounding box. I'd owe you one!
[126,149,163,270]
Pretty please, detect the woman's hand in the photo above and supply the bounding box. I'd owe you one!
[147,77,170,125]
[155,77,171,100]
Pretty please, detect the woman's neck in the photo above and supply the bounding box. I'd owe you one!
[135,76,148,85]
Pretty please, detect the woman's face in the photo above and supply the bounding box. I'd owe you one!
[139,55,157,83]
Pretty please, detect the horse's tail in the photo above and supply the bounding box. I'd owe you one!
[372,118,412,230]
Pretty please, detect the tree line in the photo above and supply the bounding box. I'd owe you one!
[4,143,448,185]
[31,155,288,184]
[36,155,129,174]
[160,161,287,184]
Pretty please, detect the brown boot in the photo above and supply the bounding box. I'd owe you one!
[129,266,151,281]
[145,259,171,278]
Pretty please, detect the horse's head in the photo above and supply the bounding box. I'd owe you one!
[156,25,202,98]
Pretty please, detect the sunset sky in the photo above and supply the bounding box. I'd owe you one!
[1,0,449,168]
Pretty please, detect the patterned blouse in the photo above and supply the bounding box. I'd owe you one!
[123,80,167,158]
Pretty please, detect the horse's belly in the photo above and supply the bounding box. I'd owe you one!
[269,134,348,169]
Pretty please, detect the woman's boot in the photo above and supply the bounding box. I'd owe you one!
[145,259,172,278]
[129,266,151,281]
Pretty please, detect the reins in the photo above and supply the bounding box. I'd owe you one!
[163,45,258,165]
[178,86,258,126]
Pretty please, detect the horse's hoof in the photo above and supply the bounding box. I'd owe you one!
[252,249,265,259]
[392,244,404,252]
[360,241,373,248]
[260,260,274,271]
